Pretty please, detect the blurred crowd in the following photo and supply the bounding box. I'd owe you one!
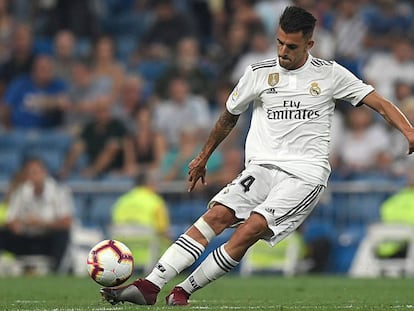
[1,0,414,187]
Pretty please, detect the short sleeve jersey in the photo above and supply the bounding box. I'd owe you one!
[227,55,374,186]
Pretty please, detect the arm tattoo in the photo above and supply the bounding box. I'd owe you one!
[199,110,239,161]
[214,109,239,138]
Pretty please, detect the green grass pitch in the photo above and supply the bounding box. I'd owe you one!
[1,274,413,310]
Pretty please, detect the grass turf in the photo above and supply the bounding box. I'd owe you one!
[0,274,413,310]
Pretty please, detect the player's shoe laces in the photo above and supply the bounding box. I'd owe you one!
[100,279,160,305]
[165,287,191,306]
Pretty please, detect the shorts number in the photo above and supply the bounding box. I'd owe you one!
[239,175,255,192]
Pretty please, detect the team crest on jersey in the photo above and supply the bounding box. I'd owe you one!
[268,73,279,86]
[309,82,321,96]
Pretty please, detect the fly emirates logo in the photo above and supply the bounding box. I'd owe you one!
[266,100,320,120]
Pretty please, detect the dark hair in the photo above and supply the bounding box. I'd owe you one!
[279,6,317,39]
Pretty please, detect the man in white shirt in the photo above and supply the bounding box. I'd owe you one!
[363,39,414,103]
[101,6,414,306]
[153,76,211,151]
[2,158,73,272]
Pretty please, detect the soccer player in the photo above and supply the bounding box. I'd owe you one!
[100,6,414,306]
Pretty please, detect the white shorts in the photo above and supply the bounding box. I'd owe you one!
[209,164,325,246]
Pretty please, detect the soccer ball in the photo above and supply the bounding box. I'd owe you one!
[87,239,134,287]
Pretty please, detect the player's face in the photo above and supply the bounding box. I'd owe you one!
[276,27,314,70]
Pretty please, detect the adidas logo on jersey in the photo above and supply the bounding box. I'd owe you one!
[265,88,278,94]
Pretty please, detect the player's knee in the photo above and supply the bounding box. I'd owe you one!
[202,204,237,234]
[243,213,270,238]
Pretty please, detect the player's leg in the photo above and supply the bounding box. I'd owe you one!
[167,168,325,305]
[145,204,238,288]
[167,212,271,305]
[100,204,239,305]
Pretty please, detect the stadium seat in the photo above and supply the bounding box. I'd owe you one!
[302,220,337,244]
[89,195,120,237]
[72,194,91,225]
[330,191,386,227]
[25,130,72,153]
[349,223,414,278]
[0,130,27,152]
[330,225,366,274]
[0,150,23,180]
[167,198,207,225]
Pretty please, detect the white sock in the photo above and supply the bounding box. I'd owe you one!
[178,244,239,294]
[146,234,205,289]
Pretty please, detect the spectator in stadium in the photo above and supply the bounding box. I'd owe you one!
[98,0,152,42]
[1,54,68,129]
[0,157,73,272]
[331,106,392,180]
[0,23,34,98]
[53,30,77,83]
[228,0,265,35]
[329,0,368,77]
[32,0,99,38]
[214,22,249,81]
[362,38,414,103]
[152,76,211,151]
[111,170,171,272]
[140,0,197,54]
[100,6,414,306]
[160,126,222,182]
[377,163,414,258]
[111,170,170,240]
[231,31,275,84]
[154,37,215,99]
[91,35,125,103]
[394,81,414,104]
[362,0,414,51]
[64,59,110,134]
[123,105,166,177]
[58,96,129,180]
[112,74,146,132]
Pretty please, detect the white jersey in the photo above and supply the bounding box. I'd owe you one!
[226,54,374,186]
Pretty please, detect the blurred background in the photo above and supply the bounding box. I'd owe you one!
[1,0,414,277]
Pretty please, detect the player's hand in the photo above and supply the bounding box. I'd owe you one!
[187,156,207,192]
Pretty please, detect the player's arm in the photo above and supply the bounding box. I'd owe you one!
[362,91,414,154]
[188,109,239,192]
